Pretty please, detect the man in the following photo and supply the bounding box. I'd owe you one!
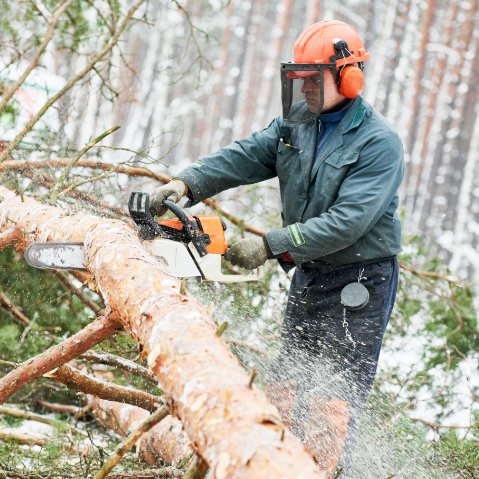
[149,20,404,477]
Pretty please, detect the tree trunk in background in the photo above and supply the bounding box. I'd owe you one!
[237,0,268,139]
[201,1,234,155]
[365,0,399,106]
[382,0,414,121]
[305,1,321,28]
[405,0,438,153]
[403,1,459,220]
[440,2,479,233]
[216,3,255,149]
[0,186,324,479]
[255,0,294,129]
[420,2,476,243]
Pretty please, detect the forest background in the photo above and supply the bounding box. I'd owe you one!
[0,0,478,478]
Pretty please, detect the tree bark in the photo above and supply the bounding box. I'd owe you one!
[87,396,193,467]
[0,186,324,478]
[49,364,162,412]
[0,430,47,446]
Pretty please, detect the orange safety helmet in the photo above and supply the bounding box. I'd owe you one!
[285,20,370,99]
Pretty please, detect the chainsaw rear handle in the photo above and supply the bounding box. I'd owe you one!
[128,192,210,257]
[162,199,210,256]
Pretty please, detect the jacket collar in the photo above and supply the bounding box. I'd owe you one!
[297,97,369,189]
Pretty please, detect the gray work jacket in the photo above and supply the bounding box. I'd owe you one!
[178,96,404,267]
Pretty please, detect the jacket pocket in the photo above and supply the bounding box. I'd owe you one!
[277,139,300,155]
[324,150,359,169]
[316,151,360,201]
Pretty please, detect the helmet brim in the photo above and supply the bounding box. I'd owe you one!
[286,70,319,79]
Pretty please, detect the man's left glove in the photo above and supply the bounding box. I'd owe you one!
[224,236,270,269]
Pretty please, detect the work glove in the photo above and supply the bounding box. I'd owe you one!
[150,179,188,216]
[224,236,269,270]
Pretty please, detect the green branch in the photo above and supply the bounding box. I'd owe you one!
[48,125,120,203]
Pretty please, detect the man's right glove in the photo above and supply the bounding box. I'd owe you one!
[150,179,188,216]
[224,236,270,270]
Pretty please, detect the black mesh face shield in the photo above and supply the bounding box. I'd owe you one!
[280,62,334,124]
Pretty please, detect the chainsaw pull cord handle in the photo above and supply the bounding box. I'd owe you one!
[162,199,211,257]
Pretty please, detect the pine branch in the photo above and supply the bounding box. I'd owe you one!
[0,430,46,446]
[16,167,129,218]
[2,159,265,234]
[0,314,122,403]
[36,399,84,416]
[48,364,163,412]
[107,470,183,479]
[398,261,462,285]
[410,416,473,430]
[183,455,209,479]
[56,172,115,199]
[0,404,86,437]
[80,350,158,385]
[48,126,121,203]
[0,0,76,113]
[0,0,146,163]
[53,271,103,314]
[0,290,31,327]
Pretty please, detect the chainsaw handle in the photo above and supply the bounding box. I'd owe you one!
[128,192,210,257]
[162,199,210,257]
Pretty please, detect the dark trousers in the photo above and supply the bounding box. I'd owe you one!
[270,257,399,463]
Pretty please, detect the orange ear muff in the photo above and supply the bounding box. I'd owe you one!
[338,65,364,99]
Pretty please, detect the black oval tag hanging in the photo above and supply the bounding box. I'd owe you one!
[341,282,369,311]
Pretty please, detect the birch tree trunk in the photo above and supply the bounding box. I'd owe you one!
[0,186,324,479]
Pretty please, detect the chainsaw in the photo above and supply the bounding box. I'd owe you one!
[24,192,256,283]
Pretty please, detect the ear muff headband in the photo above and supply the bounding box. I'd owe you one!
[339,64,364,98]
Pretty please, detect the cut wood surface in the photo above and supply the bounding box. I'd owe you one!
[0,186,323,479]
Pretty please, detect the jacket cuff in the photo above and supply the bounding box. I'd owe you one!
[265,227,309,265]
[262,235,275,259]
[175,171,206,206]
[171,177,193,200]
[264,228,292,256]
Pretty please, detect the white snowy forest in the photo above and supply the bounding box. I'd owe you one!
[2,0,479,285]
[0,1,478,478]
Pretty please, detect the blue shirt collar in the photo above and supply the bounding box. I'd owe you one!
[318,99,353,124]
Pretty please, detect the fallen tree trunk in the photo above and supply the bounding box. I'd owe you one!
[0,186,323,479]
[0,429,47,446]
[87,396,193,467]
[94,404,171,479]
